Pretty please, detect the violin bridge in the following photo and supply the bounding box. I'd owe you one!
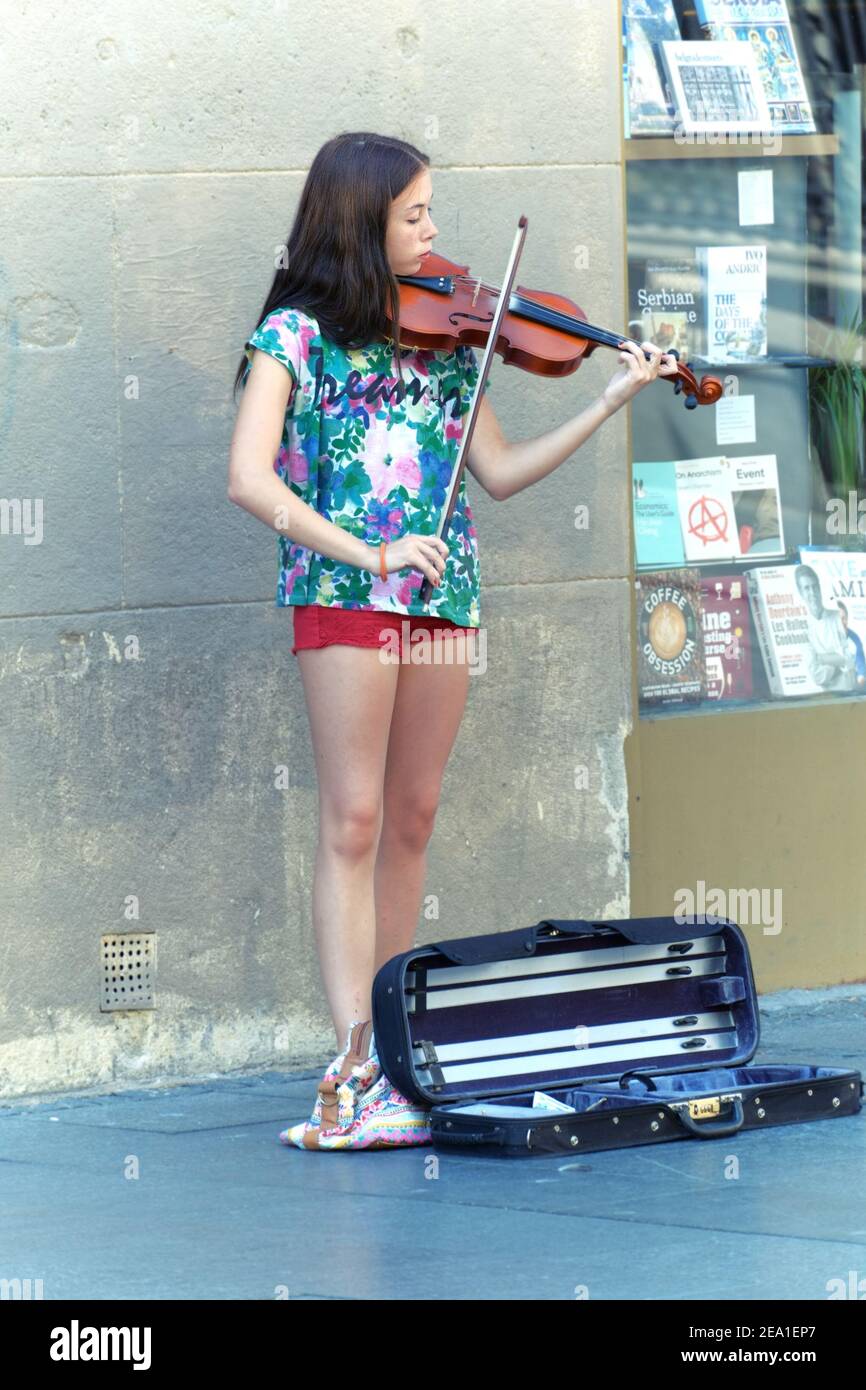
[471,277,482,308]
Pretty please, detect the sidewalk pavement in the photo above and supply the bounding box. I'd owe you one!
[1,989,864,1301]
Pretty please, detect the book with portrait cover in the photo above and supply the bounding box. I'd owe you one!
[746,564,822,697]
[695,0,816,133]
[636,569,706,706]
[623,0,681,136]
[699,572,753,700]
[798,547,866,691]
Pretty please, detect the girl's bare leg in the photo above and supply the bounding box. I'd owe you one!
[296,643,399,1052]
[374,636,472,973]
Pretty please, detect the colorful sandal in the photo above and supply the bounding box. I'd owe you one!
[316,1076,432,1149]
[279,1019,431,1150]
[278,1019,379,1150]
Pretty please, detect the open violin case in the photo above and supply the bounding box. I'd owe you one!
[371,916,863,1157]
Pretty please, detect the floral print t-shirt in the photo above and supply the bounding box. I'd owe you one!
[242,306,488,627]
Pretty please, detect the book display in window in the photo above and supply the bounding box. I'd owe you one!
[660,39,771,135]
[623,0,681,136]
[695,0,816,134]
[624,6,849,719]
[633,454,783,568]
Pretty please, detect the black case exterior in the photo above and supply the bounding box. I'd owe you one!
[371,916,863,1158]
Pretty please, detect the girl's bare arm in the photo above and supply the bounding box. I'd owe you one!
[228,349,375,571]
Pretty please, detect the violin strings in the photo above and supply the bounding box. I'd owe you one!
[451,273,626,352]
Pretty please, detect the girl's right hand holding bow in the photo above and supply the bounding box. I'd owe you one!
[370,533,449,588]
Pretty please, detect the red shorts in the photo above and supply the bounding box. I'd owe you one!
[291,603,472,657]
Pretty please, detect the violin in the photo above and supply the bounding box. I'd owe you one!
[392,219,723,608]
[395,250,723,410]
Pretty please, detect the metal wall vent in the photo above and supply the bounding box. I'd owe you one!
[100,932,156,1011]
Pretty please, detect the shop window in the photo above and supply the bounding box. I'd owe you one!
[623,0,866,714]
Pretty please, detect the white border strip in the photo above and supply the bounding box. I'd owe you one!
[406,934,724,989]
[411,1010,735,1064]
[410,955,724,1012]
[425,1031,739,1084]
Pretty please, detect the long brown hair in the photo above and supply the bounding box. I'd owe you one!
[232,131,430,400]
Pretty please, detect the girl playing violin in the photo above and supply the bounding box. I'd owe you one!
[228,130,678,1149]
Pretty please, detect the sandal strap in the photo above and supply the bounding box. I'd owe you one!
[317,1020,377,1133]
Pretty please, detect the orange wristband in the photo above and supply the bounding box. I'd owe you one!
[379,541,388,582]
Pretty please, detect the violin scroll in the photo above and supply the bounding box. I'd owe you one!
[668,352,725,410]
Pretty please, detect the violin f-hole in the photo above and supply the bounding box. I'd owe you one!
[448,310,495,330]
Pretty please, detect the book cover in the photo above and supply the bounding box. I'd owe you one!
[633,460,686,568]
[745,564,850,697]
[623,0,681,136]
[695,0,816,134]
[700,243,767,362]
[628,256,703,360]
[622,6,631,140]
[798,547,866,691]
[660,39,772,134]
[674,455,738,563]
[729,453,784,559]
[636,569,706,706]
[699,572,753,700]
[746,568,784,695]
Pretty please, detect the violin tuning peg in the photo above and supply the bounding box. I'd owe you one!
[684,394,699,411]
[673,379,683,395]
[668,349,680,362]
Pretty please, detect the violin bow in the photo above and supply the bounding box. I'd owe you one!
[418,215,529,608]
